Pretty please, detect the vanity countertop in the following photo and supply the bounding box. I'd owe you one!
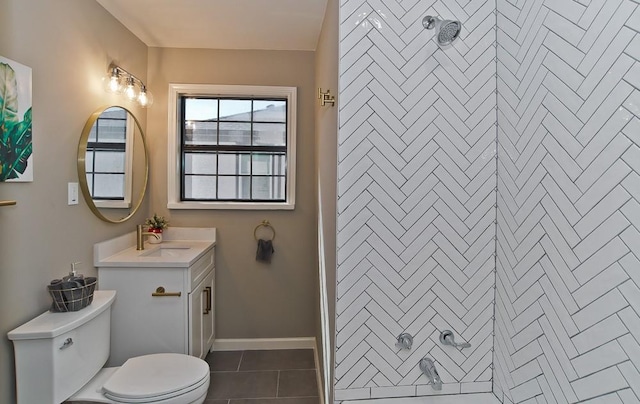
[94,227,216,268]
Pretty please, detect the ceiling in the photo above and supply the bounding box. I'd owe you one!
[96,0,329,51]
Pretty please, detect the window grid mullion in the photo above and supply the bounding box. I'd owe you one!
[216,99,220,200]
[90,123,98,196]
[90,113,127,201]
[92,119,107,195]
[250,99,254,200]
[180,97,186,201]
[180,95,288,202]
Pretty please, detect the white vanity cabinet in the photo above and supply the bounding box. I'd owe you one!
[94,228,216,367]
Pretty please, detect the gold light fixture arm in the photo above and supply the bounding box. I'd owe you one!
[0,200,17,206]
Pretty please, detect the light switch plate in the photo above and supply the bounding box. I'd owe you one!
[68,182,78,205]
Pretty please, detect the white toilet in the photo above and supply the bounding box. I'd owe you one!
[8,290,210,404]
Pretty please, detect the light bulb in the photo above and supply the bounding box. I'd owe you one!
[103,68,122,93]
[137,85,154,108]
[124,76,137,101]
[108,76,120,92]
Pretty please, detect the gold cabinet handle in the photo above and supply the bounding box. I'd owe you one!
[203,287,211,314]
[0,200,16,207]
[205,286,212,313]
[151,286,181,297]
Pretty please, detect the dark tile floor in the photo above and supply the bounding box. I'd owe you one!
[204,349,320,404]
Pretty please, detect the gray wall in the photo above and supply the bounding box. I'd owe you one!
[315,0,339,401]
[0,3,322,403]
[494,0,640,402]
[145,47,318,339]
[335,0,497,400]
[0,1,149,403]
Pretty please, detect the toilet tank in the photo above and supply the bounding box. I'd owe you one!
[8,290,116,404]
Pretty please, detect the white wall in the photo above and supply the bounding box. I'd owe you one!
[494,0,640,402]
[335,0,498,400]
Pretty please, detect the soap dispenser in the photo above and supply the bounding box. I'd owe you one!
[63,262,84,285]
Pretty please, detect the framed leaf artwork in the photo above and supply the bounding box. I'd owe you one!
[0,55,32,182]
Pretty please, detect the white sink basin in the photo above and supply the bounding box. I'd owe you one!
[140,246,192,257]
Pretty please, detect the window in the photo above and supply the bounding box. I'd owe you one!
[85,107,134,208]
[168,85,296,210]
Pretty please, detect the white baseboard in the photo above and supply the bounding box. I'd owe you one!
[212,337,317,351]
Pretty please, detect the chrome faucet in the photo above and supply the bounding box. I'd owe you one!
[136,224,161,250]
[419,357,442,390]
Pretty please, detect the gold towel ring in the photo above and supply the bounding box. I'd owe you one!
[254,220,276,241]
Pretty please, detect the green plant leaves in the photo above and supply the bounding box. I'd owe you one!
[0,62,32,181]
[0,62,19,130]
[2,108,32,180]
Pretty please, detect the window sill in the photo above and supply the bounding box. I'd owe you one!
[94,200,131,209]
[167,201,295,210]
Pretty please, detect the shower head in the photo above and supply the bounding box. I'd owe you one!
[422,15,461,46]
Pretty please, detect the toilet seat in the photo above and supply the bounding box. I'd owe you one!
[102,353,210,403]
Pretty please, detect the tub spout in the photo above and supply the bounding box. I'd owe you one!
[419,357,442,390]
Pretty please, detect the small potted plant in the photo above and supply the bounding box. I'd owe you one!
[145,214,169,243]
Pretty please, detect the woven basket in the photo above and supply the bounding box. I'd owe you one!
[47,277,97,312]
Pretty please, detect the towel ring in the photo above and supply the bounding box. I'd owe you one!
[254,220,276,241]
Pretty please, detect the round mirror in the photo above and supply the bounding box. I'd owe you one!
[77,106,148,223]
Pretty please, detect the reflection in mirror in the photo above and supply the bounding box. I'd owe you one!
[86,107,133,207]
[78,106,148,224]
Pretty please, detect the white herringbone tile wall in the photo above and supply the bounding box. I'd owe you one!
[493,0,640,403]
[336,0,498,400]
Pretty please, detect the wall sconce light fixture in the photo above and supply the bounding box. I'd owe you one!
[318,88,335,107]
[103,64,153,108]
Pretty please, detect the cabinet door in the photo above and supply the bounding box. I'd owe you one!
[99,267,187,366]
[188,279,204,358]
[202,269,215,353]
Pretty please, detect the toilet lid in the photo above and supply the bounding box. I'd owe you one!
[103,353,209,401]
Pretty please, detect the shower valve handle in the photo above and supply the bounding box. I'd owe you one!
[395,333,413,350]
[439,330,471,349]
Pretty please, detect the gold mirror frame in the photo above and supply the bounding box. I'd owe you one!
[77,106,149,224]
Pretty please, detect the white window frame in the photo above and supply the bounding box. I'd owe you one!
[167,84,296,210]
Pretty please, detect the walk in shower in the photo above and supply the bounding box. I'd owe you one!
[335,0,640,402]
